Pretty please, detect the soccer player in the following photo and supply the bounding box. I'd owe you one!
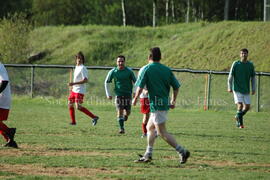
[105,55,136,134]
[139,88,150,138]
[0,62,18,148]
[132,47,190,164]
[68,52,99,126]
[227,48,256,128]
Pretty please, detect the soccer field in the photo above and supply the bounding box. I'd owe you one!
[0,97,269,179]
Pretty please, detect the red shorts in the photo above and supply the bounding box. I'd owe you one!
[68,91,84,104]
[140,98,150,114]
[0,108,9,121]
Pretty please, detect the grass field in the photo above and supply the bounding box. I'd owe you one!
[0,97,269,179]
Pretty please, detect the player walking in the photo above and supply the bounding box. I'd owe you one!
[68,52,99,126]
[105,55,136,134]
[0,62,18,148]
[132,47,190,164]
[228,48,256,128]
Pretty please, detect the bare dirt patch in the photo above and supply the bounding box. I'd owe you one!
[0,164,120,177]
[0,144,127,157]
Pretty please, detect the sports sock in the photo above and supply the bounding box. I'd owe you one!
[145,145,153,157]
[176,145,185,154]
[236,110,244,126]
[118,117,125,130]
[0,122,9,132]
[69,107,76,124]
[0,130,9,142]
[79,107,96,119]
[142,123,147,134]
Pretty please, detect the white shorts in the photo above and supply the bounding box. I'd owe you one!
[149,111,168,125]
[233,91,251,104]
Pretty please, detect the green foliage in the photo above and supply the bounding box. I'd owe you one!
[0,13,32,63]
[28,22,270,72]
[0,97,269,179]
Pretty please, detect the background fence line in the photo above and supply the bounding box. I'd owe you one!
[4,64,270,112]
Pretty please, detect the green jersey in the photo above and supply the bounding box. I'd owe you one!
[228,60,255,94]
[135,62,180,112]
[105,67,136,96]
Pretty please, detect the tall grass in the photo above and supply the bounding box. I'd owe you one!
[28,21,270,72]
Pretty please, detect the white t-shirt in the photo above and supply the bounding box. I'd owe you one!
[72,65,88,94]
[0,63,11,109]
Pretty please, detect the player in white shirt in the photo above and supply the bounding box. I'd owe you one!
[68,52,99,126]
[0,63,18,148]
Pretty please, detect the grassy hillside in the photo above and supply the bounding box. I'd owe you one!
[29,21,270,71]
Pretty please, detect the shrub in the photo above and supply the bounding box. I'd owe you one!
[0,13,32,63]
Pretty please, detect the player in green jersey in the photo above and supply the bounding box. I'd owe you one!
[105,55,136,134]
[228,48,256,128]
[132,47,190,164]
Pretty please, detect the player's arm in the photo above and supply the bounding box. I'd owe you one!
[132,87,143,106]
[104,70,114,99]
[227,62,235,93]
[170,88,179,109]
[69,78,88,86]
[0,81,9,93]
[251,76,256,95]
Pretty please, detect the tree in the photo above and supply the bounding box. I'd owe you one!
[153,0,157,27]
[186,0,190,23]
[121,0,126,26]
[224,0,230,20]
[166,0,169,24]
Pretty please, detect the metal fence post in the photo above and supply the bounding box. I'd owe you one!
[207,71,212,110]
[30,66,35,98]
[256,73,261,112]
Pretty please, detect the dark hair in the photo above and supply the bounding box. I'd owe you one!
[240,48,248,54]
[149,47,161,61]
[76,51,85,64]
[117,55,125,61]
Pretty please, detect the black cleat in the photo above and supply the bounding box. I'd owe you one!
[119,129,125,134]
[180,150,190,164]
[4,140,18,148]
[7,128,16,141]
[92,116,99,126]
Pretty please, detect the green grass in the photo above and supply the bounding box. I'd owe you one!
[0,97,269,179]
[28,21,270,72]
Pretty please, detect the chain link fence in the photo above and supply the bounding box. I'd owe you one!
[5,64,270,112]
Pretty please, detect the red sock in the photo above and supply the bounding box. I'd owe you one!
[0,130,9,142]
[79,107,96,119]
[142,123,147,134]
[0,122,9,141]
[69,107,76,124]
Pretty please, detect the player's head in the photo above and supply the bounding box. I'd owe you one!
[117,55,125,69]
[149,47,161,61]
[75,51,85,64]
[240,48,248,60]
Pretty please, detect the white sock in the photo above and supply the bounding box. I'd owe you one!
[145,145,153,156]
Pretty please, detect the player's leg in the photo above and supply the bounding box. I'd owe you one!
[68,92,76,125]
[154,111,190,164]
[140,98,150,137]
[75,93,99,125]
[141,113,150,137]
[0,108,17,148]
[233,92,244,127]
[117,109,125,133]
[135,114,155,162]
[123,96,132,121]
